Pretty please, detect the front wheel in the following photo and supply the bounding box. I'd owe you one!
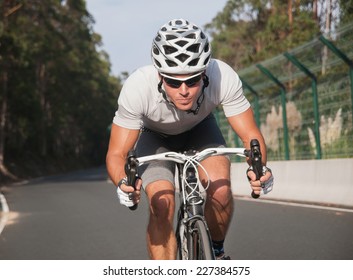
[188,220,215,260]
[176,220,188,260]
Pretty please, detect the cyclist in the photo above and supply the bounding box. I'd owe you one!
[106,19,274,260]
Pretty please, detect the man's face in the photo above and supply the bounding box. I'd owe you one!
[161,72,203,111]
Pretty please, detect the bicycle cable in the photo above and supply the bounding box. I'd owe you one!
[181,156,210,206]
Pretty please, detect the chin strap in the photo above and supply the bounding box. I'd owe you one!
[187,75,209,115]
[158,75,209,115]
[157,79,168,102]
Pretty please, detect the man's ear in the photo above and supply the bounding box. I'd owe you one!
[202,74,209,87]
[158,78,163,93]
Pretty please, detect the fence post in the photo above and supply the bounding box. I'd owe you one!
[284,52,322,159]
[319,35,353,118]
[214,108,220,126]
[240,78,260,127]
[256,64,290,160]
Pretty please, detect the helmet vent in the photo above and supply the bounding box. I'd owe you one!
[187,43,200,53]
[166,60,178,67]
[153,46,160,55]
[166,35,177,40]
[188,58,199,66]
[175,40,188,47]
[204,55,210,65]
[154,59,162,68]
[175,53,189,62]
[185,33,196,39]
[204,42,210,52]
[163,45,178,54]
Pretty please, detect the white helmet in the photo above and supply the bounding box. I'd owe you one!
[151,19,211,74]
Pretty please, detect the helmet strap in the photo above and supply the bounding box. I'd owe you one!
[158,78,173,106]
[186,74,209,115]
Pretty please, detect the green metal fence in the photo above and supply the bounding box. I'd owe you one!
[216,22,353,161]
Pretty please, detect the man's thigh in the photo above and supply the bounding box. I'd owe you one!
[135,132,175,189]
[198,155,231,191]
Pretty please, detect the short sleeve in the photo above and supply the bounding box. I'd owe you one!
[208,60,250,117]
[113,69,147,130]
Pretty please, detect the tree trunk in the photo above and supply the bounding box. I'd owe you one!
[36,62,48,157]
[288,0,293,31]
[325,0,332,34]
[313,0,318,21]
[0,72,17,180]
[0,72,8,168]
[322,0,332,75]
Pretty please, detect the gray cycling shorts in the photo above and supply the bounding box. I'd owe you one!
[135,114,227,189]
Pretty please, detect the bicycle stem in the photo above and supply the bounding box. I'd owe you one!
[184,167,204,216]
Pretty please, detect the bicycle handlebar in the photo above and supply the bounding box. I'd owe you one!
[124,140,263,207]
[134,147,248,165]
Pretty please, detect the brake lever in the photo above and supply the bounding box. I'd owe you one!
[249,139,262,199]
[125,150,139,210]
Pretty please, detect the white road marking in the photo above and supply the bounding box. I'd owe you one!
[235,195,353,213]
[0,193,9,235]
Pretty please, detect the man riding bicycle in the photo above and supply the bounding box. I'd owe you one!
[106,19,274,260]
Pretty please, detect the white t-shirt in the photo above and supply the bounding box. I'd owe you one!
[113,59,250,135]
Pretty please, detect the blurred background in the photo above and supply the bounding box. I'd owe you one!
[1,0,352,184]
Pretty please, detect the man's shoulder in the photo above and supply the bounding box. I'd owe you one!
[130,65,157,78]
[119,65,159,105]
[207,59,240,85]
[123,65,158,89]
[208,59,236,74]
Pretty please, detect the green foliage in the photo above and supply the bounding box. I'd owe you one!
[0,0,121,179]
[206,0,320,69]
[339,0,353,24]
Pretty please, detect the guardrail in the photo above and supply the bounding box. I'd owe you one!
[231,158,353,208]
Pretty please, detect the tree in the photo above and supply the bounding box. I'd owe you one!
[0,0,121,182]
[339,0,353,25]
[205,0,322,69]
[0,1,23,180]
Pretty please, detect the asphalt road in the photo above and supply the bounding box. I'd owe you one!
[1,166,352,260]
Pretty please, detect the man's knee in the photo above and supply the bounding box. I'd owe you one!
[147,181,175,220]
[206,183,233,212]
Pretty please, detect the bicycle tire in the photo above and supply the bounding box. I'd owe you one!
[176,217,188,260]
[188,220,215,260]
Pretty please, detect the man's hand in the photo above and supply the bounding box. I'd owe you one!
[116,178,142,207]
[247,166,274,196]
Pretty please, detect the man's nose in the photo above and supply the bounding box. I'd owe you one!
[179,83,189,95]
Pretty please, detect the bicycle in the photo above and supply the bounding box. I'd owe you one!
[124,139,263,260]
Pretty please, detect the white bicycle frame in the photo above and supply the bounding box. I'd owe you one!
[135,147,248,204]
[133,147,249,259]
